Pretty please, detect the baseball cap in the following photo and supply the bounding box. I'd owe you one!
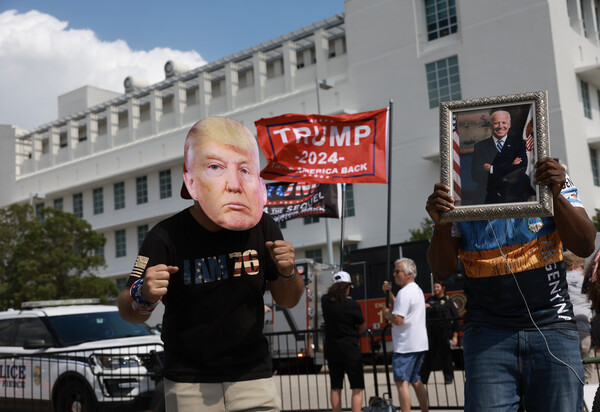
[332,271,352,284]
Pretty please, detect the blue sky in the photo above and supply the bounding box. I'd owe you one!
[0,0,344,128]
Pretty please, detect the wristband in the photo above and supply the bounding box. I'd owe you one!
[130,278,160,315]
[279,269,297,281]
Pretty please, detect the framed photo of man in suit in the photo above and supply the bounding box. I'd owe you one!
[438,90,553,222]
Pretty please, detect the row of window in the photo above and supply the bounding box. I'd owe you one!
[422,1,462,108]
[94,224,149,261]
[567,0,600,42]
[42,169,172,219]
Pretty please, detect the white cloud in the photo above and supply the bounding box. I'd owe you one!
[0,10,206,130]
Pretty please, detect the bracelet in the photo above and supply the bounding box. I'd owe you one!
[279,269,297,281]
[130,278,160,315]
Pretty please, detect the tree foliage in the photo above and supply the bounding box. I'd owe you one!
[593,208,600,232]
[0,204,117,310]
[407,217,434,241]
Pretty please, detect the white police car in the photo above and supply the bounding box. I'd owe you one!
[0,299,164,412]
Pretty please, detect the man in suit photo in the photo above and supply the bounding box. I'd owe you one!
[470,110,534,204]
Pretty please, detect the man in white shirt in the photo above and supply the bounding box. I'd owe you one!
[382,258,429,412]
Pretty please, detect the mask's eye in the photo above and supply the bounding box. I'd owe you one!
[206,162,225,175]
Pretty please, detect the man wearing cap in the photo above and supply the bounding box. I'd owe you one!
[382,258,429,412]
[118,116,304,412]
[322,271,366,412]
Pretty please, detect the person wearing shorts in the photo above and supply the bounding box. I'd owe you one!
[322,271,367,412]
[383,258,429,412]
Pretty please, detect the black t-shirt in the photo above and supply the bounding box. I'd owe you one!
[321,295,365,362]
[126,209,282,383]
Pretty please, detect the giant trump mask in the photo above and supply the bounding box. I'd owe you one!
[181,117,267,230]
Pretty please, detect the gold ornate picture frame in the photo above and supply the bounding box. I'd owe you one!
[439,90,553,222]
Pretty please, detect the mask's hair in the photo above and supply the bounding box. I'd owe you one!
[184,116,259,170]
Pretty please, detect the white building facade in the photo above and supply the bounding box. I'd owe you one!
[2,0,600,287]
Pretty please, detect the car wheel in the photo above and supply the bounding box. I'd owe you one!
[55,380,97,412]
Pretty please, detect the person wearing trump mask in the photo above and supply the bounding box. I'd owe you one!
[118,116,304,412]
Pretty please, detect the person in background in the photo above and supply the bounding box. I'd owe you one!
[420,280,459,385]
[118,116,304,412]
[382,258,429,412]
[565,251,594,383]
[322,270,366,412]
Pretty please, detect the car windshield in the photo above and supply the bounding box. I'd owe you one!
[46,311,153,345]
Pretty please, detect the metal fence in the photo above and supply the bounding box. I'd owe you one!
[266,327,466,411]
[0,328,470,412]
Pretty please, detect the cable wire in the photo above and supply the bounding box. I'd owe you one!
[487,220,585,386]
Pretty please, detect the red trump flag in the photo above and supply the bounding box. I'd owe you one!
[255,108,389,184]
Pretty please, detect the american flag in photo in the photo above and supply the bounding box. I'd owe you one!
[452,114,462,202]
[522,106,536,182]
[592,248,600,282]
[523,106,534,151]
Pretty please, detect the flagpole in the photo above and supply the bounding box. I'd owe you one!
[339,183,346,268]
[386,100,393,306]
[315,77,335,265]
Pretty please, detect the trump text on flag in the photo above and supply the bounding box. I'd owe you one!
[255,109,388,184]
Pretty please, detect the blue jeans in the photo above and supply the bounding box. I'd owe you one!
[463,325,583,412]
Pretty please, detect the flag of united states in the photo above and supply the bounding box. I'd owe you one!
[452,114,461,203]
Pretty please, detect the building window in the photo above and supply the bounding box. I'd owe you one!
[426,56,462,109]
[306,248,323,263]
[137,224,149,249]
[35,203,44,222]
[115,229,126,258]
[344,184,355,217]
[159,169,172,199]
[591,147,600,186]
[73,193,83,218]
[114,182,125,210]
[95,245,105,259]
[59,132,68,148]
[304,216,320,225]
[53,198,63,210]
[78,125,87,142]
[136,176,148,205]
[118,111,128,129]
[581,0,588,37]
[41,139,49,154]
[596,2,600,42]
[425,0,458,41]
[93,187,104,215]
[116,278,127,291]
[582,80,592,119]
[267,58,284,79]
